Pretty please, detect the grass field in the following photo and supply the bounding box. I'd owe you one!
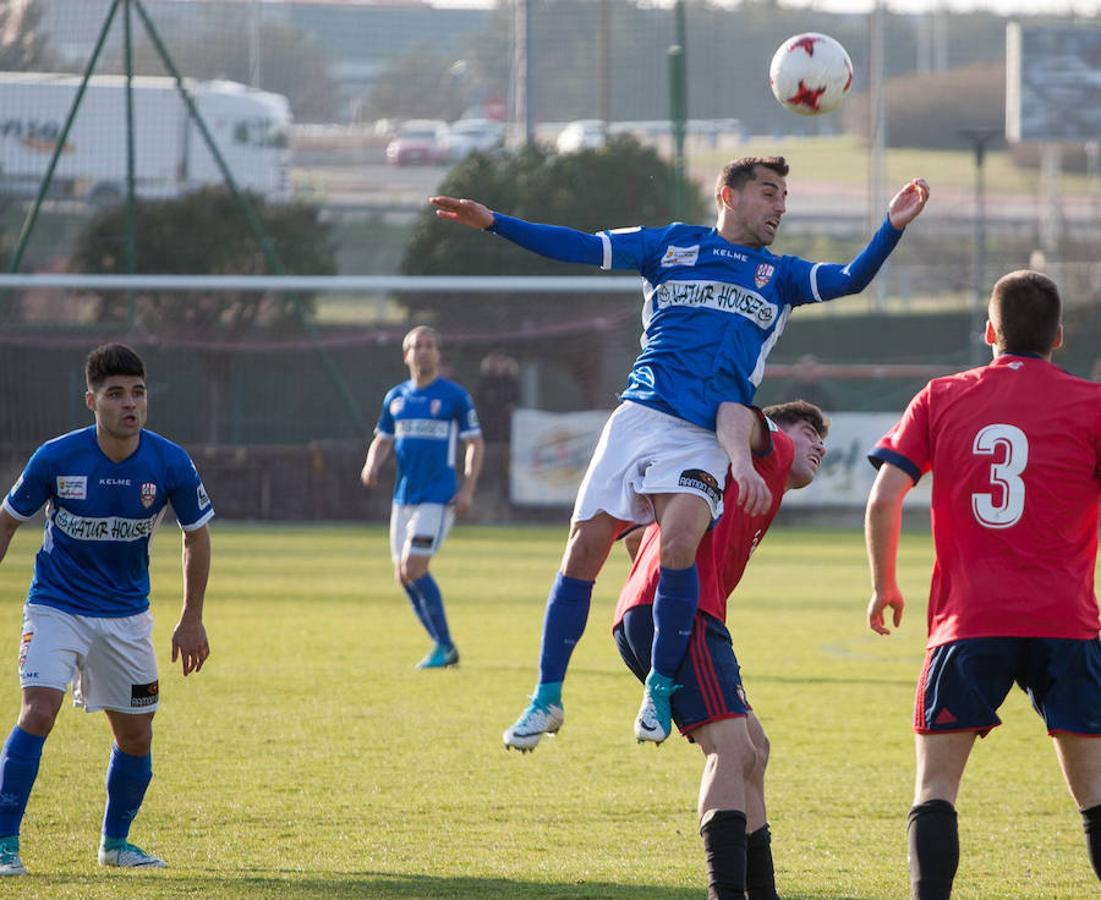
[0,522,1094,898]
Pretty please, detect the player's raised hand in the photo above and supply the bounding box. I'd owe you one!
[430,195,495,230]
[171,618,210,676]
[887,179,930,229]
[867,585,904,635]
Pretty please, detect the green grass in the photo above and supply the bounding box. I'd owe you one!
[0,523,1094,897]
[691,133,1094,194]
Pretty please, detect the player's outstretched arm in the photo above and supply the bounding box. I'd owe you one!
[430,196,605,266]
[887,178,930,230]
[172,524,211,676]
[431,195,495,230]
[716,402,772,516]
[864,463,912,635]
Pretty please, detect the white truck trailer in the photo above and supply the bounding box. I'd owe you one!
[0,72,291,203]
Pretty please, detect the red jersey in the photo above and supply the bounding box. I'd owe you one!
[871,354,1101,648]
[613,426,795,628]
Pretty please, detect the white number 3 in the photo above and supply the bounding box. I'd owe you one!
[971,424,1028,528]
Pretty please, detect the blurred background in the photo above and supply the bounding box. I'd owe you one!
[1,0,1100,521]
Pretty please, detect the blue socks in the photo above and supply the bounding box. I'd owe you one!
[537,573,594,686]
[102,745,153,841]
[651,564,699,678]
[0,727,45,837]
[408,574,452,650]
[402,580,437,641]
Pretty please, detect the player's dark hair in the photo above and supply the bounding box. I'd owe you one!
[762,400,829,439]
[403,325,441,353]
[85,343,145,390]
[988,270,1061,355]
[716,156,789,203]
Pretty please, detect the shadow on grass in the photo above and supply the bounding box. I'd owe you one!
[21,872,887,899]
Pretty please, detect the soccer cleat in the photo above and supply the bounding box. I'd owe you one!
[416,643,460,669]
[634,670,680,745]
[503,699,564,752]
[0,836,26,876]
[98,838,167,869]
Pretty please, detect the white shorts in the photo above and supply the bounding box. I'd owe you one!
[572,401,729,525]
[389,503,455,563]
[17,604,159,715]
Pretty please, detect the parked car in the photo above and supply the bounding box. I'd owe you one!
[555,119,607,154]
[436,118,505,162]
[385,119,446,165]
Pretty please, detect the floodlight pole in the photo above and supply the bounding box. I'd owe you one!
[124,0,138,326]
[959,127,1002,365]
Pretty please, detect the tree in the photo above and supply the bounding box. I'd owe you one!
[0,0,58,71]
[69,187,336,441]
[363,43,467,122]
[400,135,707,405]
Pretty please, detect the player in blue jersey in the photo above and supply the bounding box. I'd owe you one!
[0,344,214,876]
[360,326,484,669]
[432,157,930,750]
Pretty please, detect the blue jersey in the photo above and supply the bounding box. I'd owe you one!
[489,213,902,429]
[376,378,481,505]
[2,426,214,618]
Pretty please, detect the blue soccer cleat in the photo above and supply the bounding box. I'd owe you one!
[634,670,681,745]
[416,643,459,669]
[0,836,26,876]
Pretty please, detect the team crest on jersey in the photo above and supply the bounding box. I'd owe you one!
[430,399,442,416]
[390,397,405,416]
[754,263,775,288]
[140,482,157,508]
[56,475,87,500]
[660,244,700,267]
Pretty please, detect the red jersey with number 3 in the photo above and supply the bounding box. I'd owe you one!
[871,354,1101,647]
[614,426,795,628]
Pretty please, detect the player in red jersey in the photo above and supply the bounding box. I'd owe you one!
[615,400,829,900]
[865,270,1101,899]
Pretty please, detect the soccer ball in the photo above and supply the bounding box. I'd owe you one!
[769,33,853,116]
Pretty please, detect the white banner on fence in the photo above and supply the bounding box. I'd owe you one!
[510,408,611,506]
[779,412,931,509]
[509,409,931,509]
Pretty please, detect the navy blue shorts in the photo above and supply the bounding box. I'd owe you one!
[915,637,1101,737]
[615,606,749,738]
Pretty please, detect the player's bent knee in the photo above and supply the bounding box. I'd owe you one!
[17,701,61,737]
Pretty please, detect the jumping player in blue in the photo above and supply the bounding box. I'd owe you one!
[0,343,214,876]
[432,157,930,750]
[361,326,484,669]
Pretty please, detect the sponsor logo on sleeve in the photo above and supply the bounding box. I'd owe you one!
[197,482,210,509]
[130,680,159,708]
[56,475,87,500]
[660,244,700,267]
[468,409,480,428]
[754,263,775,288]
[677,468,722,506]
[10,474,23,495]
[140,482,157,509]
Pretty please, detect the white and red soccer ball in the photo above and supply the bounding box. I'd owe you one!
[769,33,853,116]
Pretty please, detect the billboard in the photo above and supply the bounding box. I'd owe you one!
[1007,22,1101,143]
